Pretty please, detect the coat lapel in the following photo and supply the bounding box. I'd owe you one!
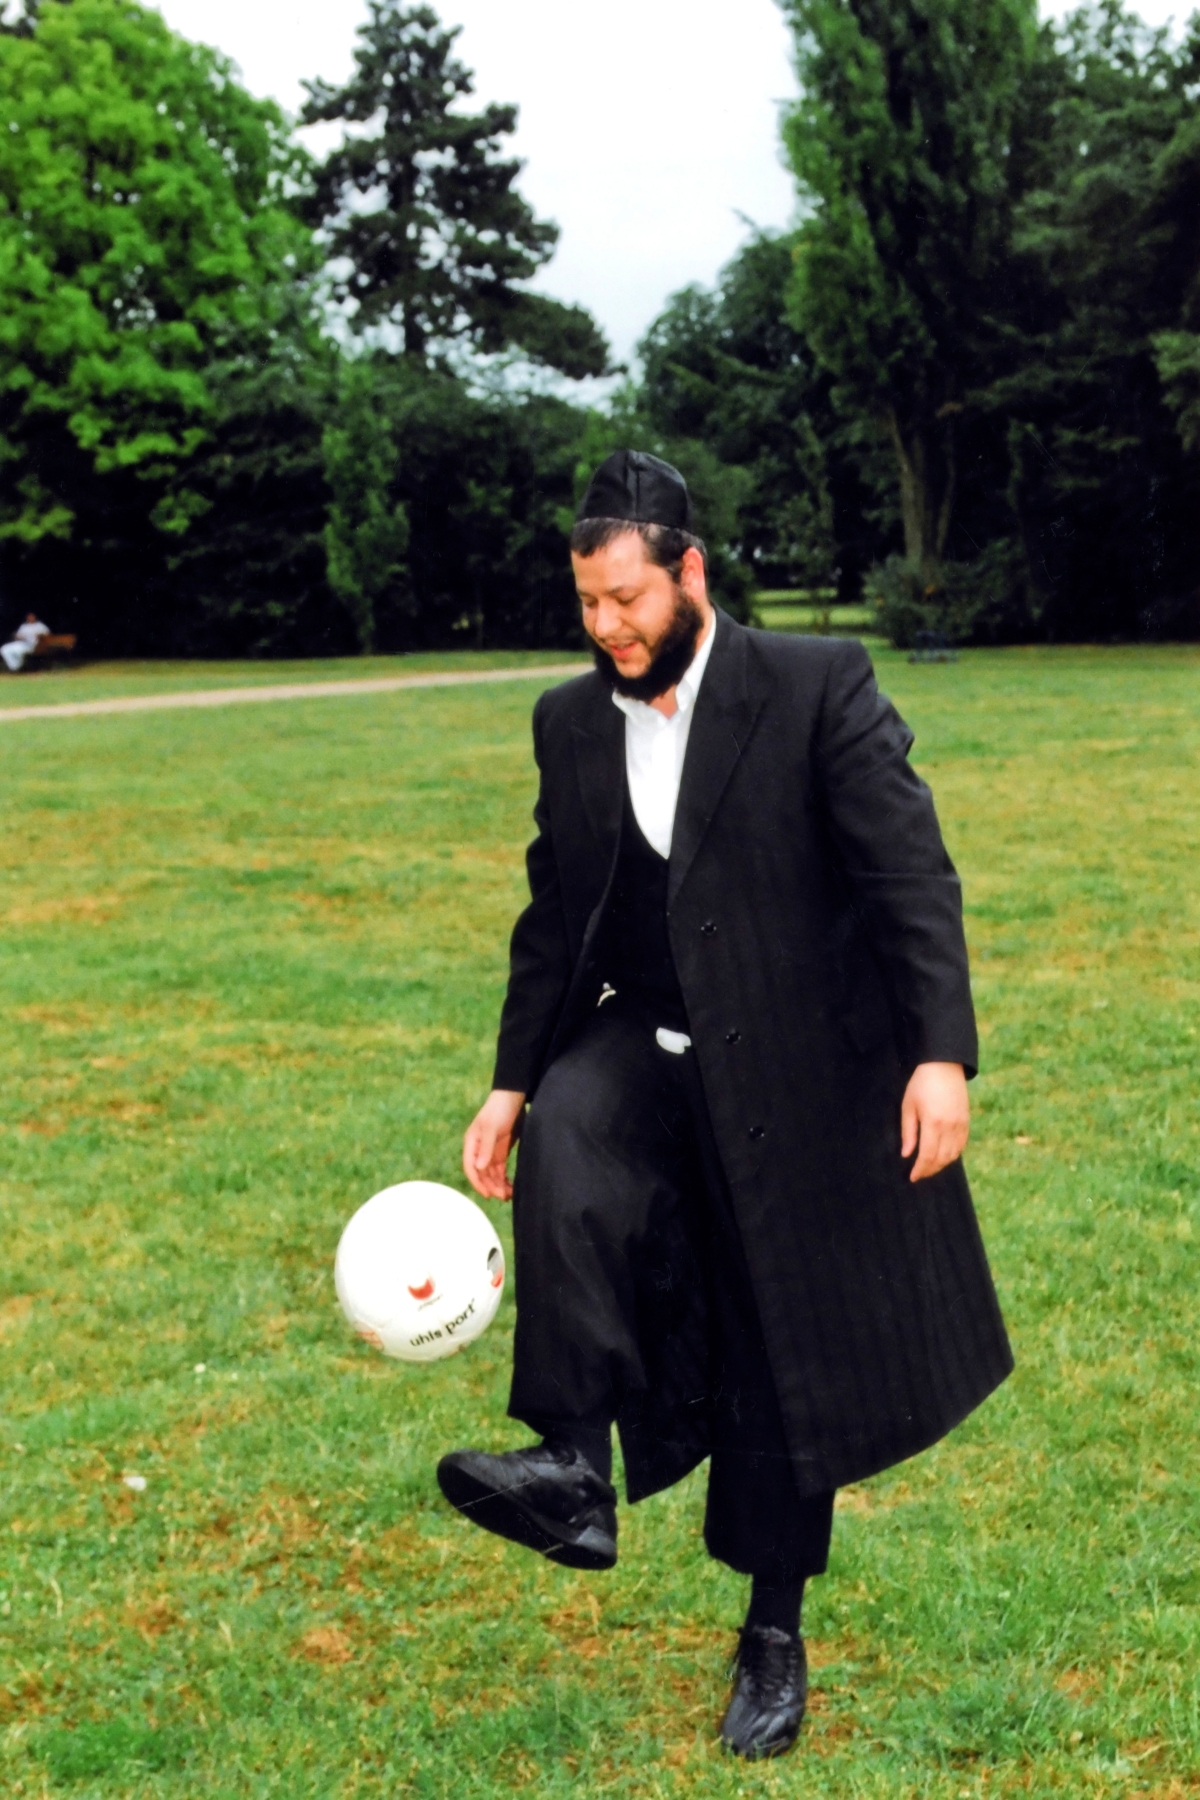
[669,616,763,906]
[571,681,625,858]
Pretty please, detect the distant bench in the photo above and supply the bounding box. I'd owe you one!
[30,634,77,663]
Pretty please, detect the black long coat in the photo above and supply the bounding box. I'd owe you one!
[493,617,1012,1498]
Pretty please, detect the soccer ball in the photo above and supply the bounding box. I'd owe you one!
[335,1181,505,1364]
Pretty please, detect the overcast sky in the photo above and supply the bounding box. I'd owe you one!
[152,0,1187,366]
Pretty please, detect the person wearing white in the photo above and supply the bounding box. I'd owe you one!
[451,450,996,1765]
[1,614,50,673]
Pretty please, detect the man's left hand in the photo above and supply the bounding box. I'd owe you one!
[900,1062,970,1183]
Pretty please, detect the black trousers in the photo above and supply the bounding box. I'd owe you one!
[509,998,835,1581]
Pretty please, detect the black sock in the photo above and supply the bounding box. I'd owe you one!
[540,1415,613,1486]
[744,1573,804,1639]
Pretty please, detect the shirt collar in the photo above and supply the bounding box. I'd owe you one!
[610,607,719,725]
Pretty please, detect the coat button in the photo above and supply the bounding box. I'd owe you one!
[748,1125,764,1141]
[725,1030,741,1045]
[700,920,717,936]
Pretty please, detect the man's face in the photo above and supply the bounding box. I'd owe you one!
[572,534,706,681]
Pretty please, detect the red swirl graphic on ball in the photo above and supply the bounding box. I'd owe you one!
[408,1276,435,1300]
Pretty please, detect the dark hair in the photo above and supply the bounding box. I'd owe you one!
[569,516,707,582]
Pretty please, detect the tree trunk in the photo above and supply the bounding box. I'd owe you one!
[349,565,376,656]
[885,407,958,583]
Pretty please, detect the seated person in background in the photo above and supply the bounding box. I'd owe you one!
[1,614,51,672]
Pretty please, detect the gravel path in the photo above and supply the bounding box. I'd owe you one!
[0,662,588,724]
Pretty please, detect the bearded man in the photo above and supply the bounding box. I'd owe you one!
[438,451,1012,1760]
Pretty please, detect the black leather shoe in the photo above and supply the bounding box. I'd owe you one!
[436,1442,617,1571]
[719,1625,807,1759]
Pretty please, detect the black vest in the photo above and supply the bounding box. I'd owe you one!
[595,784,689,1032]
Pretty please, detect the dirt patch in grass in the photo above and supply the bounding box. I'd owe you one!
[1055,1666,1102,1699]
[297,1625,356,1664]
[0,1294,34,1335]
[2,892,127,928]
[126,1596,181,1642]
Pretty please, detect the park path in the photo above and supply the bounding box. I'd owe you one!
[0,661,588,724]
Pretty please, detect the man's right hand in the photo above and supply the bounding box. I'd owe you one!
[462,1089,527,1201]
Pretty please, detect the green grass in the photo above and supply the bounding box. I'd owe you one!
[0,649,585,709]
[1,643,1197,1797]
[753,588,839,603]
[754,598,879,635]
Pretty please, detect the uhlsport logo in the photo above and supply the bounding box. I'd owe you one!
[411,1298,476,1351]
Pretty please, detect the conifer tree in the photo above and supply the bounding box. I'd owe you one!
[302,2,609,378]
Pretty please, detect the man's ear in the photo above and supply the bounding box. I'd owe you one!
[679,545,707,603]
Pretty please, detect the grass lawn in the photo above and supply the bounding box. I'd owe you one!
[0,643,1197,1798]
[0,651,586,711]
[752,598,879,636]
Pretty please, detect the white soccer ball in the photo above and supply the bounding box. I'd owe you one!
[334,1181,505,1364]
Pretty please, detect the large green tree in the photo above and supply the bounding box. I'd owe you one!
[377,361,592,650]
[0,0,318,645]
[782,0,1039,581]
[995,2,1200,637]
[153,300,342,658]
[302,2,609,378]
[637,232,891,595]
[322,359,409,654]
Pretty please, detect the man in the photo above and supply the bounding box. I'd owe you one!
[439,451,1012,1760]
[1,613,50,673]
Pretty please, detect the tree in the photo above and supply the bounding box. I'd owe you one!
[374,361,592,650]
[302,2,610,378]
[637,232,891,596]
[322,359,409,654]
[0,0,318,646]
[994,2,1200,637]
[781,0,1039,581]
[153,297,343,658]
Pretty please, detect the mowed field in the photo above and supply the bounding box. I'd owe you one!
[0,652,585,713]
[0,644,1197,1799]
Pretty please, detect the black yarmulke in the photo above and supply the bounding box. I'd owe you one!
[576,450,693,530]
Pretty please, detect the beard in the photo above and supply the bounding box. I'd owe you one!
[591,589,706,702]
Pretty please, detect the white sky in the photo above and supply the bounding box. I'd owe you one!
[151,0,1188,366]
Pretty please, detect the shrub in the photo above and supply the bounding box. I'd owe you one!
[867,542,1038,648]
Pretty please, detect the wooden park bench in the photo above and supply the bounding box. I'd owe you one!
[29,633,77,664]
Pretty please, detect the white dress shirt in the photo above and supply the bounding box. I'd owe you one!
[611,610,718,860]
